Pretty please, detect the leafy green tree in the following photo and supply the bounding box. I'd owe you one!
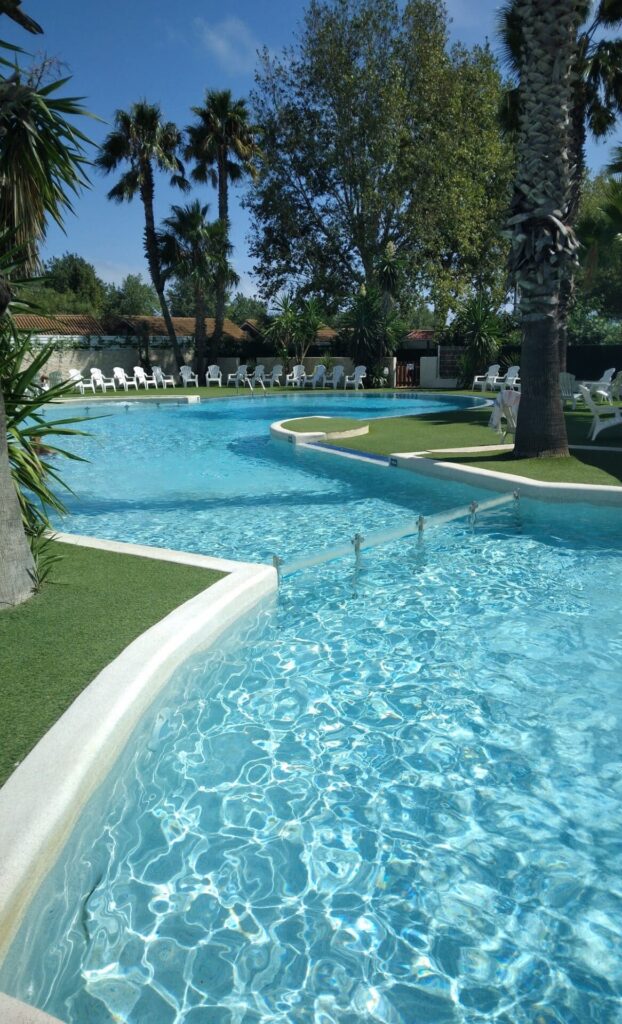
[102,273,158,317]
[96,102,188,369]
[498,0,622,367]
[226,292,268,324]
[185,90,259,353]
[504,0,582,458]
[248,0,513,316]
[575,171,622,321]
[159,201,239,375]
[43,252,105,309]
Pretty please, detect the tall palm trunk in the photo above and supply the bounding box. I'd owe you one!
[213,149,229,355]
[0,386,35,608]
[194,283,208,380]
[507,0,581,458]
[139,163,184,371]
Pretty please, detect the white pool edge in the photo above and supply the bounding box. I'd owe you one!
[389,452,622,505]
[0,537,277,972]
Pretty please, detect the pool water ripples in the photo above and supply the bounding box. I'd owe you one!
[5,502,622,1024]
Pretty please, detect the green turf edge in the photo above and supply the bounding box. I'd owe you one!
[321,402,622,485]
[0,542,224,786]
[281,416,366,432]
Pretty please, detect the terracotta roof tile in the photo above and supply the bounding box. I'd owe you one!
[13,313,106,335]
[117,316,246,341]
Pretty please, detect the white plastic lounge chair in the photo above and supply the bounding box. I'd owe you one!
[493,366,521,391]
[305,365,326,389]
[610,370,622,401]
[285,365,306,387]
[205,364,222,387]
[152,365,175,388]
[325,364,345,389]
[473,364,500,392]
[588,367,616,403]
[248,365,266,391]
[134,366,157,389]
[578,385,622,440]
[91,368,116,393]
[113,366,138,391]
[227,365,249,387]
[179,365,199,387]
[344,365,367,390]
[489,389,520,439]
[559,372,580,410]
[265,364,283,387]
[68,369,95,395]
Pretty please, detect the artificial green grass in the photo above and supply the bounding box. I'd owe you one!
[426,449,622,486]
[282,416,366,432]
[0,542,224,786]
[323,399,622,485]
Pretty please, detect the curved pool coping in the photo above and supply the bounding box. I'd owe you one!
[271,416,369,445]
[0,534,277,969]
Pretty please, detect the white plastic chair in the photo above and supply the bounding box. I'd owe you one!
[472,364,500,392]
[578,385,622,440]
[305,365,326,389]
[68,369,95,395]
[113,366,138,391]
[152,365,175,388]
[493,366,520,391]
[179,365,199,387]
[205,364,222,387]
[90,368,116,392]
[248,366,266,391]
[134,366,157,389]
[610,371,622,401]
[344,365,366,390]
[489,389,520,439]
[285,365,306,387]
[227,365,249,387]
[325,365,345,389]
[588,367,616,403]
[264,364,283,387]
[559,372,580,410]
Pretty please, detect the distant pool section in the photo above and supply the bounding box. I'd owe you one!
[53,392,490,565]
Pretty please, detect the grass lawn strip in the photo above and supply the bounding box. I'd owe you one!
[322,399,622,486]
[0,542,224,786]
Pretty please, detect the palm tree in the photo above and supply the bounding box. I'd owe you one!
[159,201,238,378]
[498,0,622,368]
[96,102,189,370]
[0,6,88,607]
[505,0,583,458]
[185,90,259,353]
[0,72,90,272]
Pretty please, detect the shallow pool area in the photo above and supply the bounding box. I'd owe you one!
[3,392,621,1023]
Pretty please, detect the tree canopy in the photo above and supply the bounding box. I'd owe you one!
[247,0,514,322]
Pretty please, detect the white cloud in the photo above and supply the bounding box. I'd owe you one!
[195,17,263,75]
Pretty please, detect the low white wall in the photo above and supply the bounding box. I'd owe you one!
[419,355,457,390]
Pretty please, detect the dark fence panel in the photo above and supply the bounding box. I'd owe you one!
[498,344,622,380]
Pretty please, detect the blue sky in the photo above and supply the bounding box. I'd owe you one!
[18,0,619,292]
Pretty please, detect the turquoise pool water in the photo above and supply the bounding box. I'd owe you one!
[3,394,621,1023]
[52,392,489,562]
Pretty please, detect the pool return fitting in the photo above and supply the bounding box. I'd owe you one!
[272,490,520,582]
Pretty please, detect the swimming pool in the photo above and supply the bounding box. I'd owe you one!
[52,392,489,562]
[3,393,621,1023]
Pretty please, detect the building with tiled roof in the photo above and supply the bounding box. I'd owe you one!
[113,316,246,342]
[13,313,107,335]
